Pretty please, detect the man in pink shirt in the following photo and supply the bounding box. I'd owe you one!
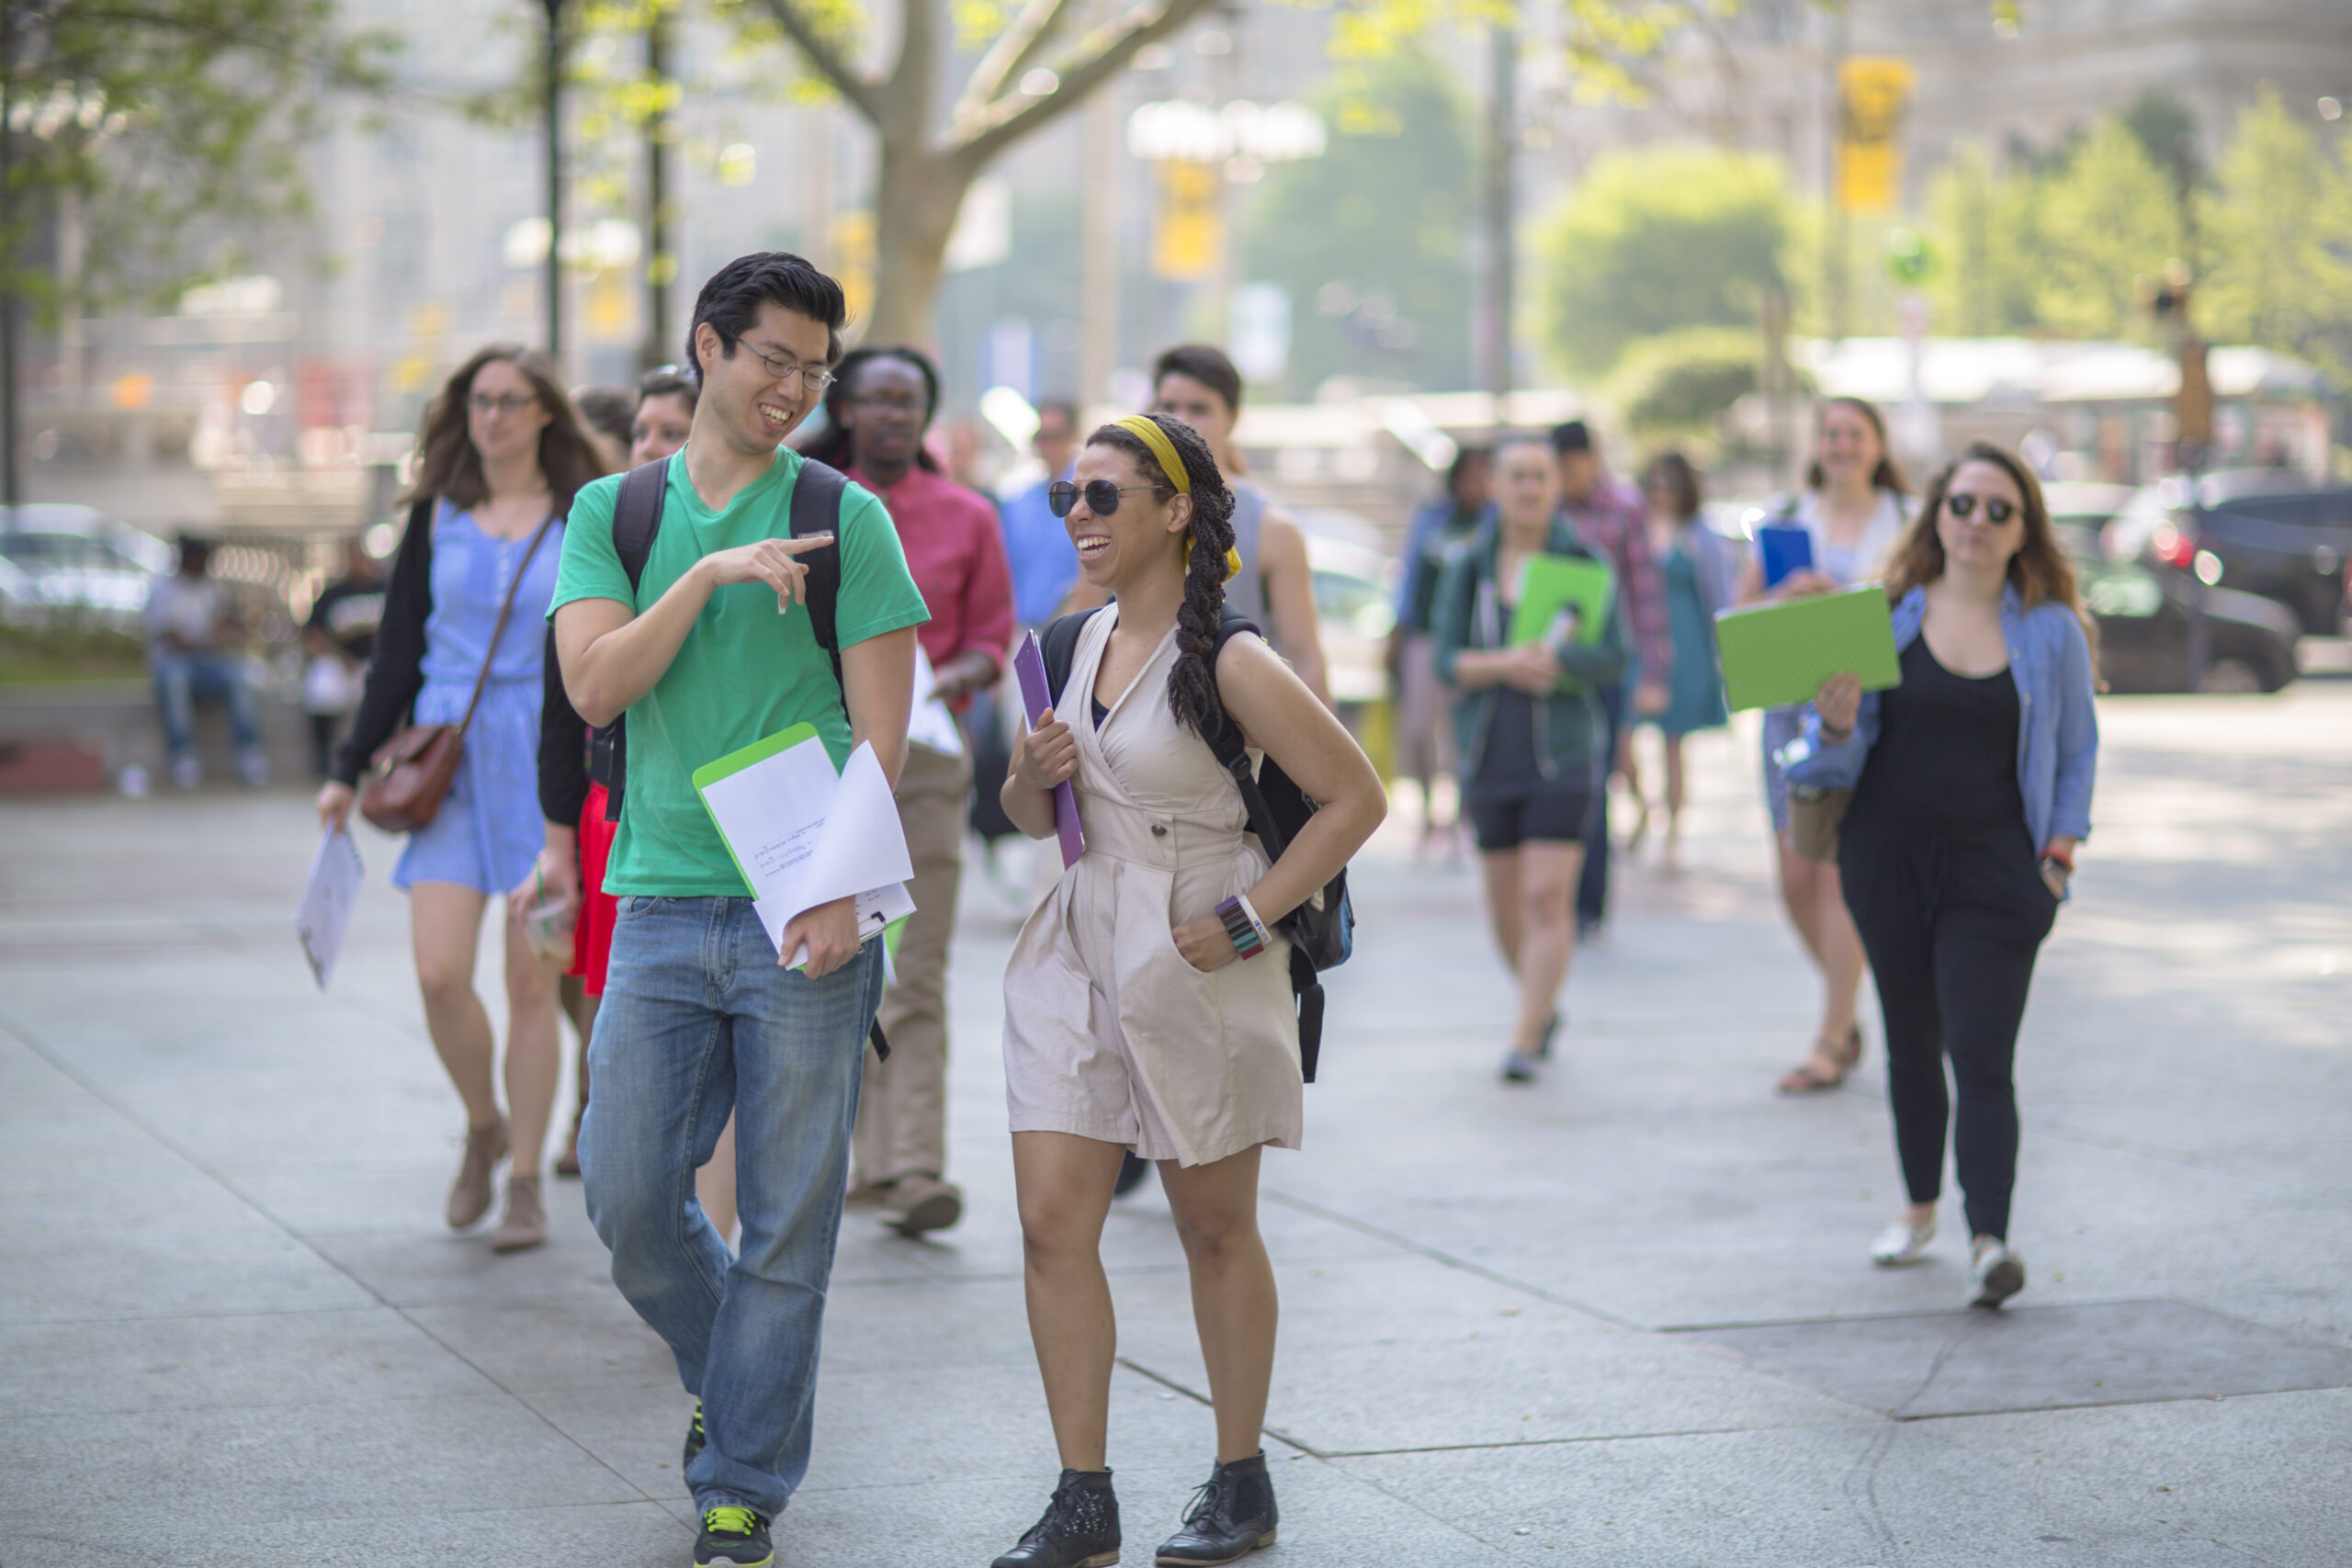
[805,345,1013,1236]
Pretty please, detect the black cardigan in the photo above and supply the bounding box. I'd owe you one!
[332,497,593,828]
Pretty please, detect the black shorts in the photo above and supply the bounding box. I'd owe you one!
[1465,786,1595,852]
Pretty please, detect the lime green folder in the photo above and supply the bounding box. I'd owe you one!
[1507,554,1614,648]
[1713,586,1901,712]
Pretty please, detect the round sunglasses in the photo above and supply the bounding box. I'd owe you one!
[1048,479,1163,518]
[1945,492,2018,524]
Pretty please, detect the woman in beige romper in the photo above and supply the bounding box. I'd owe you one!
[993,414,1385,1568]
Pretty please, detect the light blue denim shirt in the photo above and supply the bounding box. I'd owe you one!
[1786,583,2098,852]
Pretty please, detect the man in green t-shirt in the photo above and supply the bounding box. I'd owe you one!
[547,253,930,1568]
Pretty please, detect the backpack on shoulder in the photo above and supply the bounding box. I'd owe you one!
[586,455,850,817]
[1038,605,1356,1082]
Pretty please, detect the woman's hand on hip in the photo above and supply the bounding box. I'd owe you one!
[315,780,355,832]
[1171,915,1238,974]
[1814,672,1862,737]
[1012,710,1078,790]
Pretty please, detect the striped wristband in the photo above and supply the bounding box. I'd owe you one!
[1216,895,1270,960]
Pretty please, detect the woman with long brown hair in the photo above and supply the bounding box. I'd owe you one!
[1789,440,2098,1308]
[1738,396,1910,1094]
[320,344,609,1252]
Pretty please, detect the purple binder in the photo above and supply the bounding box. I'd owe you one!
[1012,630,1085,869]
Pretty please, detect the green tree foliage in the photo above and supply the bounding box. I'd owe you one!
[1,1,390,320]
[1240,49,1473,397]
[1534,146,1790,378]
[1925,145,2041,337]
[2030,118,2185,338]
[1609,325,1759,436]
[2197,87,2352,378]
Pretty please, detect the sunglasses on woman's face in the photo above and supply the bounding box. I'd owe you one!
[1048,479,1161,519]
[1945,492,2018,524]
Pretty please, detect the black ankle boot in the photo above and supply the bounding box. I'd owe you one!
[993,1468,1120,1568]
[1155,1452,1277,1565]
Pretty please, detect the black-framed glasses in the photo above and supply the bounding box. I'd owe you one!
[741,342,837,393]
[1048,479,1162,518]
[1945,492,2017,524]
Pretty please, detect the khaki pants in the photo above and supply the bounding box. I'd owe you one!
[853,741,968,1188]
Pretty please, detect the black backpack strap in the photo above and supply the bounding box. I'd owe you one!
[612,457,669,589]
[1203,610,1286,859]
[790,457,850,685]
[1040,607,1102,708]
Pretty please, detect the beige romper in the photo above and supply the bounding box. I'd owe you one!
[1001,608,1304,1167]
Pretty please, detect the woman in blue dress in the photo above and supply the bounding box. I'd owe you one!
[1628,452,1734,870]
[319,345,610,1251]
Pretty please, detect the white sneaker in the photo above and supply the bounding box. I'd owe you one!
[1967,1241,2027,1309]
[1869,1215,1937,1267]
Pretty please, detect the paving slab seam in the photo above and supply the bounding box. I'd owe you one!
[1261,1188,1645,1329]
[1657,1294,2186,1334]
[0,1003,663,1512]
[1306,1417,1881,1461]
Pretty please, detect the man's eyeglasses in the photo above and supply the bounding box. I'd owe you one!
[1048,479,1163,518]
[469,391,540,416]
[741,342,837,393]
[1945,492,2018,524]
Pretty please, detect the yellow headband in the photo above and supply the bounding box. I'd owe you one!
[1115,414,1242,583]
[1114,414,1190,493]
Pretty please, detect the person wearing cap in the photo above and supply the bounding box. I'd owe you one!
[993,412,1385,1568]
[1549,420,1673,935]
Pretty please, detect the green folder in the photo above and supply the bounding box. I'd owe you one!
[1507,554,1614,648]
[1713,585,1901,712]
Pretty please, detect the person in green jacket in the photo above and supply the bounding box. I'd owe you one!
[1432,434,1630,1084]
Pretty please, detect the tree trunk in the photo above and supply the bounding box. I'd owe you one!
[865,139,972,348]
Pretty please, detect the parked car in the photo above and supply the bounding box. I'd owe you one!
[2048,500,2299,694]
[0,504,172,626]
[1304,536,1397,711]
[2102,470,2352,637]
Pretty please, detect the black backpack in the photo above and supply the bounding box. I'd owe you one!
[1039,606,1356,1082]
[587,455,850,818]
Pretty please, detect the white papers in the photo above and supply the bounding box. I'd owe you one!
[907,647,965,758]
[695,734,916,968]
[295,828,364,991]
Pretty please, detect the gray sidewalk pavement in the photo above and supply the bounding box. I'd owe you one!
[2,690,2347,1567]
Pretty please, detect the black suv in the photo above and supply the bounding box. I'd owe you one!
[2109,470,2352,636]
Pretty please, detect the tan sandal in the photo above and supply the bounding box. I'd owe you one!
[492,1173,547,1253]
[1777,1025,1861,1094]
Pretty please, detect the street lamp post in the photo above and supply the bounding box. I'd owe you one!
[541,0,566,366]
[641,4,673,371]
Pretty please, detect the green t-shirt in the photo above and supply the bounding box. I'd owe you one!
[549,446,931,897]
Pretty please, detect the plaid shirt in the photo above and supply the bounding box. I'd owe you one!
[1560,479,1672,687]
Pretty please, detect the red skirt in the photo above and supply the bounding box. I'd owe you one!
[568,782,619,997]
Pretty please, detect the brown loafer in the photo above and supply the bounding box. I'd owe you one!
[882,1174,964,1237]
[492,1173,547,1253]
[447,1118,509,1229]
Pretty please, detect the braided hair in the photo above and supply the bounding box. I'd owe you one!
[1087,413,1236,740]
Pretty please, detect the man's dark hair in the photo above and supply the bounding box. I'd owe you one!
[1549,419,1593,456]
[1035,399,1080,433]
[571,386,635,452]
[175,533,212,573]
[1151,344,1244,414]
[686,252,849,370]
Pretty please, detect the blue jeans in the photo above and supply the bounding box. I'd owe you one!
[150,650,262,761]
[579,896,885,1518]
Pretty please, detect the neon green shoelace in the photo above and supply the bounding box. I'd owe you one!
[705,1506,758,1538]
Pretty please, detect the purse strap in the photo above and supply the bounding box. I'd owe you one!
[452,511,558,740]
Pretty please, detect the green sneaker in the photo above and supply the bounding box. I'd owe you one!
[695,1505,773,1567]
[683,1399,706,1470]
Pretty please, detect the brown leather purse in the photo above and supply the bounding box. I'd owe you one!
[360,515,556,834]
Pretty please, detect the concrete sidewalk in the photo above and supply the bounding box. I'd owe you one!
[2,692,2347,1567]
